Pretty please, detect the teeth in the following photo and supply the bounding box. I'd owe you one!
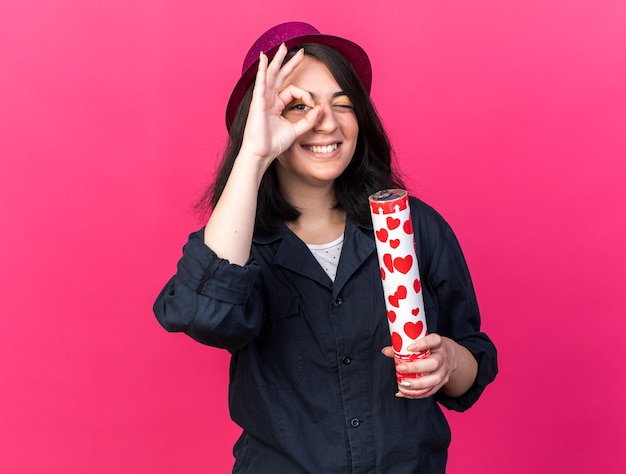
[307,143,338,154]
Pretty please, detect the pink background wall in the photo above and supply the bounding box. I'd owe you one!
[2,0,625,472]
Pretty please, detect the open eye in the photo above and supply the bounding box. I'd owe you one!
[289,103,311,113]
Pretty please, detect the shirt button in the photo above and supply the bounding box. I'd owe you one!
[350,418,360,428]
[333,298,343,307]
[342,356,351,365]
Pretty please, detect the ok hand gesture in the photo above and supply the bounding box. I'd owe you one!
[239,43,322,166]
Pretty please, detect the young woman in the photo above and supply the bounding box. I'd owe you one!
[154,22,497,473]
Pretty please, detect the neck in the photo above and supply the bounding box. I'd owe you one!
[287,208,346,245]
[281,178,337,211]
[281,185,346,245]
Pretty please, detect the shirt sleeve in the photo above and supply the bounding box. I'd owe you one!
[412,199,498,412]
[153,229,264,351]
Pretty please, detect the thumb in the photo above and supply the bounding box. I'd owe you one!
[381,346,395,358]
[291,105,322,138]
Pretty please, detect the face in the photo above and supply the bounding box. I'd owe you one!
[276,57,359,190]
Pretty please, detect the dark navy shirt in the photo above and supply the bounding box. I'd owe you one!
[154,197,497,473]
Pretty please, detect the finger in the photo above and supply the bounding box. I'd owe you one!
[396,353,441,375]
[277,85,316,110]
[394,391,428,399]
[407,333,442,352]
[405,372,447,392]
[250,52,269,101]
[265,43,289,83]
[274,48,305,85]
[396,376,437,398]
[380,346,394,358]
[290,106,322,137]
[397,383,437,399]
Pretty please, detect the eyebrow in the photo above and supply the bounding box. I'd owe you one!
[308,91,348,99]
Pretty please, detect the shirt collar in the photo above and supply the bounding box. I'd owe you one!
[253,218,376,296]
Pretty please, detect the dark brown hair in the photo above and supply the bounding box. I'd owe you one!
[197,43,405,234]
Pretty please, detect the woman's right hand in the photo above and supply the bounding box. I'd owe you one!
[239,43,322,166]
[204,44,321,266]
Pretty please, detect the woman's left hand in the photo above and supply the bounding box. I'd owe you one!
[381,333,477,399]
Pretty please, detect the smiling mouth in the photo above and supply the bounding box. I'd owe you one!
[304,143,339,154]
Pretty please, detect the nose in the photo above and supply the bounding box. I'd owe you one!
[314,104,338,133]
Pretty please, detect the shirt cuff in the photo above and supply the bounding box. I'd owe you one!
[436,335,498,412]
[176,229,260,305]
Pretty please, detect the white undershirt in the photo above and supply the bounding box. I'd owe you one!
[306,234,344,281]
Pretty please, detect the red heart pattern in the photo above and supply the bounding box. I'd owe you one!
[370,191,428,352]
[393,255,413,274]
[388,285,407,307]
[391,332,403,352]
[404,321,424,340]
[376,228,388,243]
[383,254,394,273]
[387,217,401,230]
[403,219,413,234]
